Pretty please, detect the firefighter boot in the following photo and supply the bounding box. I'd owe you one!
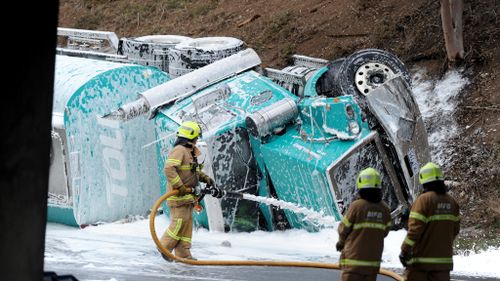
[175,241,197,260]
[159,234,177,262]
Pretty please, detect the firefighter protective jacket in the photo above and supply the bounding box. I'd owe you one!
[338,198,391,274]
[164,144,211,207]
[401,191,460,271]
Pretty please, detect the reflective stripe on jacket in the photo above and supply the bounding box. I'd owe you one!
[164,144,210,207]
[401,191,460,271]
[338,198,391,275]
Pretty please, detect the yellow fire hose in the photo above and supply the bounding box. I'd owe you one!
[149,190,404,281]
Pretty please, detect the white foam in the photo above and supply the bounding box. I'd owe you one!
[412,69,469,165]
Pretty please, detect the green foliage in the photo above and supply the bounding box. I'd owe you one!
[266,11,293,38]
[454,235,500,254]
[280,43,296,59]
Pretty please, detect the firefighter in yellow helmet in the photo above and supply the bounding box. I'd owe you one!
[336,168,391,281]
[399,162,460,281]
[159,121,223,261]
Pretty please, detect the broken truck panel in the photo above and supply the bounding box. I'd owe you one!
[366,76,430,201]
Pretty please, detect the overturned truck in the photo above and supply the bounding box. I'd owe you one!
[50,28,429,231]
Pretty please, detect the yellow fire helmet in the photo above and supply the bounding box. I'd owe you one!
[357,167,382,189]
[177,121,202,140]
[419,162,444,184]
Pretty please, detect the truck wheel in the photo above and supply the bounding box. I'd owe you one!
[168,37,245,78]
[119,35,191,72]
[334,49,411,97]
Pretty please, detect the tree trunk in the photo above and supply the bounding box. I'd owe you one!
[440,0,464,66]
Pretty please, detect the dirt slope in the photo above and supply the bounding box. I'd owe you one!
[58,0,499,242]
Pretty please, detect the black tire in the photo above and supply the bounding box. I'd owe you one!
[334,49,411,97]
[327,57,346,72]
[334,49,410,129]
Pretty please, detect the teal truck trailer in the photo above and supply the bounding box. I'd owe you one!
[49,55,170,226]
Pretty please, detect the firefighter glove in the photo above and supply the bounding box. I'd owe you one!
[205,177,215,187]
[399,250,411,267]
[177,185,189,196]
[335,241,344,252]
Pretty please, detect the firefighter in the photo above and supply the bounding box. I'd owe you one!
[399,162,460,281]
[159,121,223,261]
[336,168,391,281]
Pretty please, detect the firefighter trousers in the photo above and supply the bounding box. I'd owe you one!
[341,271,377,281]
[160,204,194,259]
[405,268,450,281]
